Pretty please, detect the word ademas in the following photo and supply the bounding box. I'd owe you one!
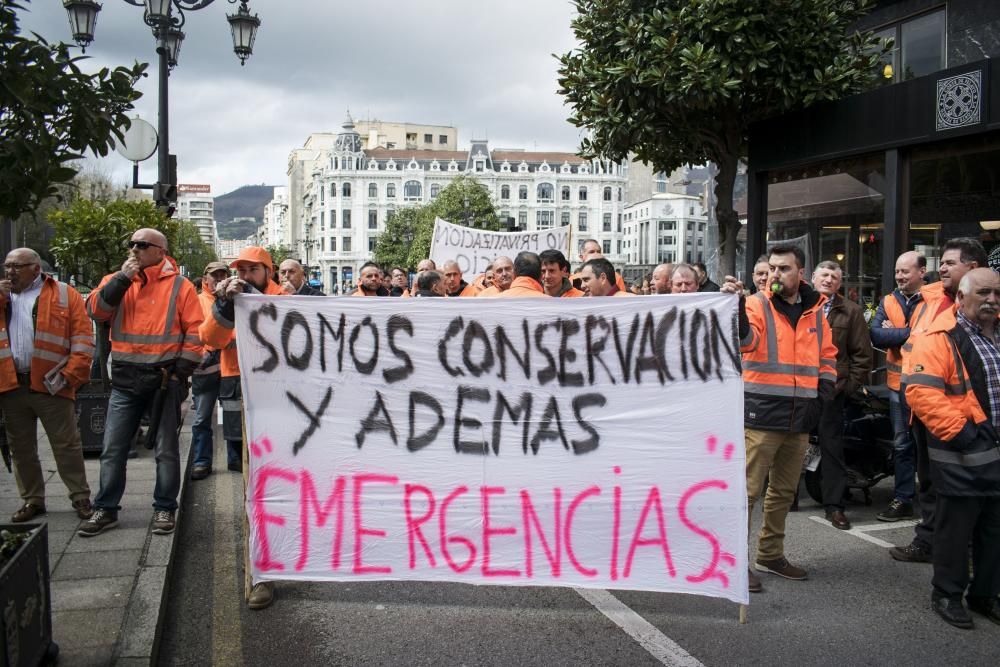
[252,466,736,588]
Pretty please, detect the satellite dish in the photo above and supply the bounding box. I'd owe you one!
[116,117,158,162]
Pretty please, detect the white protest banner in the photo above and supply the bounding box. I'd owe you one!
[236,293,749,605]
[429,217,572,275]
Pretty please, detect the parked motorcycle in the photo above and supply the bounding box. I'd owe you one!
[803,383,895,506]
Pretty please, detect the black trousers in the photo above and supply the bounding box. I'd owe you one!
[819,392,848,510]
[912,422,936,551]
[932,494,1000,601]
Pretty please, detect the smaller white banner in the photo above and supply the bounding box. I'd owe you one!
[430,217,572,275]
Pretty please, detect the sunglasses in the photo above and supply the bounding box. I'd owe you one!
[127,240,162,250]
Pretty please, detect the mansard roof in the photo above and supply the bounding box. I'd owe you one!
[492,151,586,164]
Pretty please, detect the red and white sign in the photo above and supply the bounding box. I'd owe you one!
[236,293,749,604]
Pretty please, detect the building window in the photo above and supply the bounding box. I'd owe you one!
[537,210,554,229]
[430,183,441,199]
[387,183,396,198]
[439,135,448,144]
[618,188,622,201]
[602,240,611,254]
[369,237,377,252]
[321,238,325,252]
[342,183,351,198]
[519,185,528,200]
[475,161,485,172]
[617,240,622,254]
[368,210,378,229]
[659,220,675,231]
[874,8,946,85]
[330,210,336,227]
[329,183,335,198]
[330,237,337,252]
[579,186,587,201]
[579,212,588,232]
[603,213,612,232]
[501,185,510,200]
[343,236,352,252]
[424,133,433,143]
[368,182,377,198]
[320,211,325,230]
[561,185,570,201]
[518,211,527,228]
[687,221,694,231]
[404,180,422,199]
[537,183,554,201]
[603,186,612,201]
[617,214,622,232]
[343,210,351,229]
[561,211,570,226]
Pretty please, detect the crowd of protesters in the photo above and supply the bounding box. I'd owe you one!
[1,228,996,625]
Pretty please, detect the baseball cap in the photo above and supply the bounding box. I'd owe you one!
[229,247,274,269]
[204,261,229,275]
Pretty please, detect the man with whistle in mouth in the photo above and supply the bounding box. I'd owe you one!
[721,245,838,595]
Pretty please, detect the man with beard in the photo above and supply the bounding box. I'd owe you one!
[650,263,674,295]
[441,260,478,297]
[351,262,389,296]
[389,267,411,297]
[476,256,514,296]
[539,249,582,297]
[278,259,325,296]
[198,246,285,610]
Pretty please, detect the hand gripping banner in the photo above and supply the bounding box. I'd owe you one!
[236,293,749,605]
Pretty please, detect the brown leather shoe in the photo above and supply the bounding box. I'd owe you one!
[748,568,762,593]
[826,509,851,530]
[11,503,46,523]
[755,557,808,580]
[72,498,94,520]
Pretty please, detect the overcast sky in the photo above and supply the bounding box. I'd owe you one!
[20,0,585,197]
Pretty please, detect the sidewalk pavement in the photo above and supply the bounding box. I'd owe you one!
[0,408,195,666]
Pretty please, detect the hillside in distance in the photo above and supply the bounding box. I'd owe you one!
[214,184,277,240]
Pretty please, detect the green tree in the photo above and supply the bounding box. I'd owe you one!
[374,176,503,269]
[557,0,888,274]
[265,243,294,267]
[0,1,146,229]
[168,218,218,279]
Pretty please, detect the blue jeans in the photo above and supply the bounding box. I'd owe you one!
[191,373,220,468]
[889,389,915,502]
[95,382,184,513]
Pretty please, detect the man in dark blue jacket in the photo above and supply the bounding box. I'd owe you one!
[869,251,925,522]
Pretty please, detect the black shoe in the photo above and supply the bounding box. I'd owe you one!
[191,464,211,481]
[748,568,762,593]
[966,597,1000,626]
[825,509,851,530]
[877,499,914,522]
[933,597,973,629]
[228,461,243,473]
[889,543,931,563]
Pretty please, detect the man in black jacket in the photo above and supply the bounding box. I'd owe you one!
[278,259,325,296]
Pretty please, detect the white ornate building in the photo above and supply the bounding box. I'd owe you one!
[622,193,709,268]
[276,114,628,293]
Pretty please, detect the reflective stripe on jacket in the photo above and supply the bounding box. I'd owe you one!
[900,282,949,387]
[740,288,838,433]
[878,292,909,390]
[199,280,285,377]
[905,306,1000,495]
[87,257,204,368]
[0,275,94,399]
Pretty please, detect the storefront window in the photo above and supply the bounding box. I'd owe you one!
[766,153,885,302]
[870,8,946,86]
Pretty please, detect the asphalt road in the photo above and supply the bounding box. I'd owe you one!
[159,429,998,666]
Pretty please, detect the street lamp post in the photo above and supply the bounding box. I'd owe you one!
[62,0,261,214]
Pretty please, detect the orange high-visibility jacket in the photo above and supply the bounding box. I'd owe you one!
[899,282,950,387]
[740,287,838,433]
[497,277,548,297]
[199,280,285,378]
[447,282,479,297]
[905,306,1000,495]
[875,291,911,391]
[87,257,203,369]
[0,275,94,400]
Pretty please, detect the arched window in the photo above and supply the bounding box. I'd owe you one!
[518,185,528,200]
[430,183,441,199]
[368,182,378,198]
[579,186,588,201]
[537,183,554,201]
[404,180,422,198]
[387,183,396,198]
[329,183,336,198]
[501,185,510,200]
[603,186,612,201]
[561,185,570,201]
[342,182,351,197]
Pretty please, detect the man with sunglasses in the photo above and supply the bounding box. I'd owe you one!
[80,228,204,538]
[0,248,95,523]
[199,246,286,610]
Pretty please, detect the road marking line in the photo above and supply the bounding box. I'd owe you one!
[850,519,920,532]
[212,435,243,667]
[807,515,895,548]
[575,588,705,667]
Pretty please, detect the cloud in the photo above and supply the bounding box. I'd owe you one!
[18,0,585,197]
